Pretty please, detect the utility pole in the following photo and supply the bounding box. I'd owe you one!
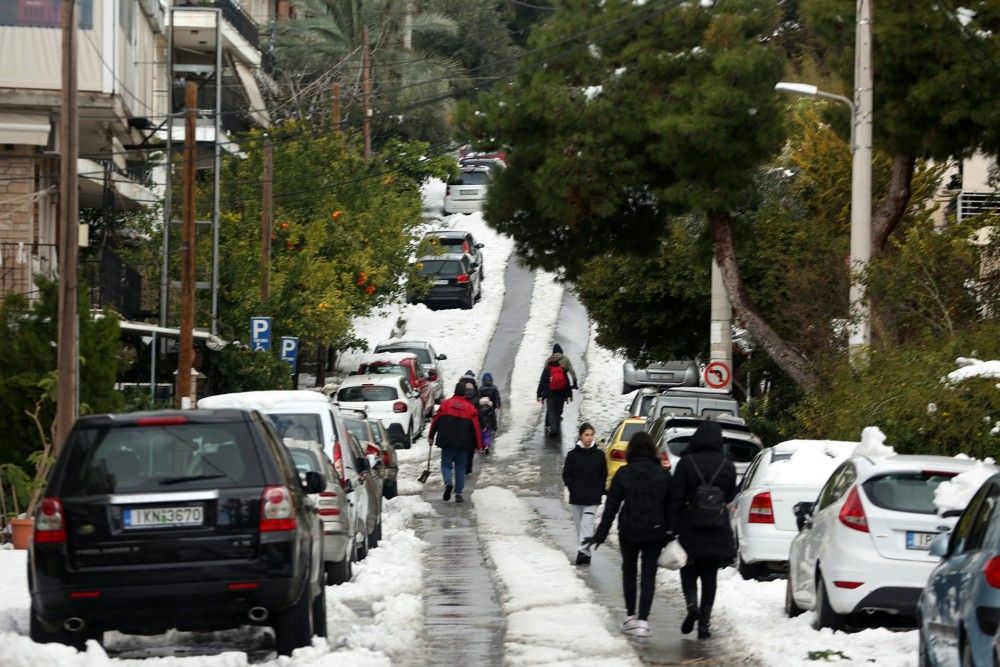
[361,26,372,159]
[177,80,198,409]
[55,0,79,453]
[331,83,341,131]
[261,137,272,302]
[709,260,733,393]
[277,0,290,20]
[849,0,873,357]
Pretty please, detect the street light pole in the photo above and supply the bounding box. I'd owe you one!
[850,0,873,355]
[774,82,855,150]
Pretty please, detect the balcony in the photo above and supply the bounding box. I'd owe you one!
[171,1,261,65]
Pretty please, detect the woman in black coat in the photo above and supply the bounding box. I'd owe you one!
[588,432,671,638]
[667,420,737,639]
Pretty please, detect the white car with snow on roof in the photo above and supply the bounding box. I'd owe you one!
[335,374,423,447]
[786,440,982,629]
[731,439,857,580]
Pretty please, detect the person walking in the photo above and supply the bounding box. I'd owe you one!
[480,372,502,412]
[562,423,607,565]
[537,345,577,437]
[477,396,497,455]
[586,432,671,637]
[428,381,482,503]
[460,370,480,401]
[667,421,737,639]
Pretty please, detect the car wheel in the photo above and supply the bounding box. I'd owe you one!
[475,284,482,301]
[383,480,398,500]
[272,583,314,656]
[622,381,636,394]
[312,583,327,638]
[784,576,804,618]
[738,555,765,581]
[461,290,474,310]
[368,518,380,549]
[356,532,369,561]
[813,571,844,631]
[326,554,353,585]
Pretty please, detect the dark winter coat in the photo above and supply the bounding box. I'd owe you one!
[536,363,573,401]
[480,382,502,410]
[429,394,482,452]
[667,421,737,561]
[477,401,497,431]
[459,377,480,402]
[562,444,608,506]
[593,456,671,545]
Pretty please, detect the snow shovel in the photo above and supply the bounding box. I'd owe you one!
[418,444,433,483]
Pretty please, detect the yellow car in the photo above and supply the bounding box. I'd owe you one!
[604,417,648,488]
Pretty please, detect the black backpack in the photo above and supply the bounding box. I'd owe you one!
[621,468,666,542]
[689,458,728,529]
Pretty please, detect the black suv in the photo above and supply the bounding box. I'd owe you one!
[28,409,327,655]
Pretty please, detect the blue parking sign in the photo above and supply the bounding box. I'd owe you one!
[279,337,299,375]
[250,317,272,351]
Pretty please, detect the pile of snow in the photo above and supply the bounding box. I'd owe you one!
[934,457,999,514]
[853,426,895,459]
[945,357,1000,384]
[763,440,858,487]
[491,272,565,460]
[579,322,632,438]
[582,85,603,101]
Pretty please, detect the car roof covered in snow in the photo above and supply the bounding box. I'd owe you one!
[854,454,983,474]
[377,339,431,349]
[773,439,859,455]
[338,374,405,387]
[197,390,328,412]
[424,230,470,239]
[361,351,418,364]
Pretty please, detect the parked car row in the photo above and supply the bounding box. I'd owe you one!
[28,388,411,656]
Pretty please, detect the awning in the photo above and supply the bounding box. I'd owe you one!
[233,60,271,127]
[0,112,51,145]
[113,318,228,351]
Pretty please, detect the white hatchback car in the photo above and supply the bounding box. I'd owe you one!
[335,375,423,443]
[786,454,980,629]
[731,440,857,580]
[443,167,490,214]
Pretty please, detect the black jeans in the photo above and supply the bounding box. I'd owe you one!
[545,395,566,433]
[620,538,664,620]
[680,556,721,613]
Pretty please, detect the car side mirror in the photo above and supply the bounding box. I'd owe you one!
[470,262,479,269]
[929,532,950,558]
[941,509,963,519]
[793,502,815,531]
[303,471,325,494]
[437,353,447,360]
[475,243,485,249]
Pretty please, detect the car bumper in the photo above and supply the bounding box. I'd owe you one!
[824,556,936,616]
[738,524,796,565]
[443,197,483,213]
[418,286,473,304]
[322,526,351,563]
[607,460,626,487]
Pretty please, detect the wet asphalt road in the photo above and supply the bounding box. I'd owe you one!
[412,261,723,665]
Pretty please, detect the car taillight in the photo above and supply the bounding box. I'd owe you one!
[393,401,408,413]
[136,416,188,426]
[333,441,346,487]
[259,486,296,532]
[319,508,341,516]
[35,497,66,544]
[838,486,869,533]
[456,274,470,284]
[610,449,627,462]
[748,492,775,524]
[833,581,864,589]
[985,557,1000,588]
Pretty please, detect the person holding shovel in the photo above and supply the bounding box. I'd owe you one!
[426,381,482,503]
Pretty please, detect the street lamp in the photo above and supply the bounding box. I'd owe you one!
[775,78,871,357]
[774,82,855,151]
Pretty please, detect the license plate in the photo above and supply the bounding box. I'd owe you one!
[906,531,937,550]
[649,372,673,380]
[460,189,477,195]
[433,279,449,285]
[124,506,203,529]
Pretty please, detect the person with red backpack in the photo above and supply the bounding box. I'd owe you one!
[536,344,578,437]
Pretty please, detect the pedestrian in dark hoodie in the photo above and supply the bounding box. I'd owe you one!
[562,423,607,565]
[428,382,482,503]
[537,345,577,437]
[667,420,737,639]
[480,372,502,411]
[586,431,671,638]
[460,370,480,402]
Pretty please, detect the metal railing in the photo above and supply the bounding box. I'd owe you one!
[958,191,1000,222]
[0,242,58,300]
[215,0,259,50]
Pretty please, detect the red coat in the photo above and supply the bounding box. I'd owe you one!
[429,394,482,451]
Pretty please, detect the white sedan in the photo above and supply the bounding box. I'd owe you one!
[786,454,980,629]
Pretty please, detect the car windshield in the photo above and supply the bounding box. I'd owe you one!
[338,384,399,402]
[60,422,265,494]
[368,422,385,445]
[638,395,655,417]
[862,471,959,515]
[659,405,695,417]
[666,437,761,462]
[288,448,322,474]
[343,418,371,444]
[417,260,463,277]
[619,422,646,441]
[363,363,408,378]
[379,346,432,364]
[454,171,488,185]
[269,413,323,443]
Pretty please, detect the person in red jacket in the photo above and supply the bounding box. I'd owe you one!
[429,382,482,503]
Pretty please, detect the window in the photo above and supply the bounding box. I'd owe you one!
[362,363,408,378]
[638,394,655,417]
[417,260,463,277]
[269,413,323,444]
[118,0,133,40]
[458,171,489,185]
[619,422,645,442]
[660,406,695,417]
[966,484,999,552]
[344,418,370,444]
[949,483,990,555]
[0,0,93,29]
[740,453,764,489]
[61,422,265,495]
[338,384,399,402]
[862,471,959,515]
[817,463,855,510]
[288,448,322,474]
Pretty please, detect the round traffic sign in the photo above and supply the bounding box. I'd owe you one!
[704,361,731,390]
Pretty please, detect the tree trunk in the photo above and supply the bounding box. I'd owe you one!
[873,153,916,251]
[314,342,326,387]
[709,211,819,389]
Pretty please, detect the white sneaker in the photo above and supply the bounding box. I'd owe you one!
[621,616,639,632]
[627,620,649,637]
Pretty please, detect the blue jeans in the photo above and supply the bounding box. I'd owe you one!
[440,447,469,494]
